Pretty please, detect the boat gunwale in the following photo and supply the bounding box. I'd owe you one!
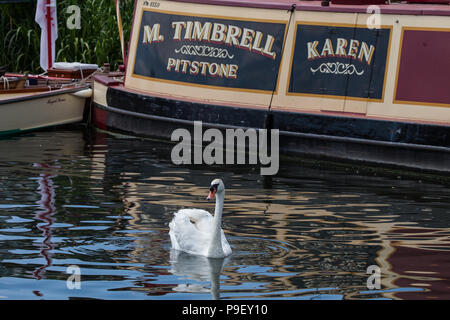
[0,85,91,106]
[99,80,450,129]
[171,0,450,16]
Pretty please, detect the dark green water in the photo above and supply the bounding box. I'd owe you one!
[0,128,449,300]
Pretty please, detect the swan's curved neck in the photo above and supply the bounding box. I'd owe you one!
[213,191,224,225]
[208,191,225,257]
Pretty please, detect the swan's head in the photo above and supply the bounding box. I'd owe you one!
[206,179,224,200]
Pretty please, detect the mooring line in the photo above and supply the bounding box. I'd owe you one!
[265,4,296,130]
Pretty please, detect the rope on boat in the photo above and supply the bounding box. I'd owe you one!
[0,76,10,90]
[59,67,103,89]
[265,3,296,130]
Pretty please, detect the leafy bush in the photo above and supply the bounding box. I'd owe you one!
[0,0,134,73]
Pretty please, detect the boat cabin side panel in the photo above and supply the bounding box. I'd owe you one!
[124,0,450,125]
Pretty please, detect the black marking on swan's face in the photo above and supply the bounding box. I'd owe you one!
[207,179,224,200]
[209,179,224,194]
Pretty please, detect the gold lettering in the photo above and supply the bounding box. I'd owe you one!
[358,42,375,65]
[171,21,186,41]
[228,64,238,79]
[199,61,209,75]
[239,28,255,51]
[347,39,359,59]
[190,61,200,75]
[184,21,193,40]
[211,23,227,44]
[167,58,176,71]
[251,31,263,54]
[167,58,239,79]
[143,24,164,43]
[262,34,276,60]
[320,38,334,57]
[209,63,219,76]
[219,63,229,77]
[180,59,191,73]
[192,21,212,42]
[225,25,241,46]
[307,41,320,60]
[335,38,348,57]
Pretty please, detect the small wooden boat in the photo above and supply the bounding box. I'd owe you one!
[0,70,93,136]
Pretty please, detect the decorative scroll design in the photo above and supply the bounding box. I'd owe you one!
[174,45,234,59]
[310,62,364,76]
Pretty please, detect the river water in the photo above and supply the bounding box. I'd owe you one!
[0,127,449,300]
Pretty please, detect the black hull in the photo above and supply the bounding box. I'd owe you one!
[94,86,450,174]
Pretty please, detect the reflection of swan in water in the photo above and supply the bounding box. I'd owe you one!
[169,249,229,300]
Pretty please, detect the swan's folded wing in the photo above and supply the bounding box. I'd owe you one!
[176,209,211,222]
[175,209,213,232]
[169,209,213,256]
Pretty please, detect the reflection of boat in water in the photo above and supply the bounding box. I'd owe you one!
[85,130,450,299]
[94,0,450,173]
[373,223,450,300]
[32,163,58,282]
[0,129,86,164]
[170,250,229,300]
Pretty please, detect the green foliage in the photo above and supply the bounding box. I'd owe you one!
[0,0,134,73]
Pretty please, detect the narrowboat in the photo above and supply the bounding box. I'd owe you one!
[92,0,450,173]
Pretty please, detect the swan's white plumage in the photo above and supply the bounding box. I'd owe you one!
[169,179,231,258]
[169,209,231,257]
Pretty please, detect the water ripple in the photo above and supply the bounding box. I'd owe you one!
[0,129,449,299]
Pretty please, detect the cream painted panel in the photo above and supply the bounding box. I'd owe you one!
[93,81,108,107]
[366,15,450,123]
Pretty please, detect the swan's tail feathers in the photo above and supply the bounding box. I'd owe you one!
[169,221,181,251]
[221,230,232,257]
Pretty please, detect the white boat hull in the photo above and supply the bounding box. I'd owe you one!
[0,87,91,136]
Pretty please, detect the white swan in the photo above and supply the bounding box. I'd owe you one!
[169,178,232,258]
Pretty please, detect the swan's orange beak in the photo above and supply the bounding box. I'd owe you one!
[207,189,216,200]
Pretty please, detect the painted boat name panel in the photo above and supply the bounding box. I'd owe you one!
[132,10,286,92]
[288,24,391,101]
